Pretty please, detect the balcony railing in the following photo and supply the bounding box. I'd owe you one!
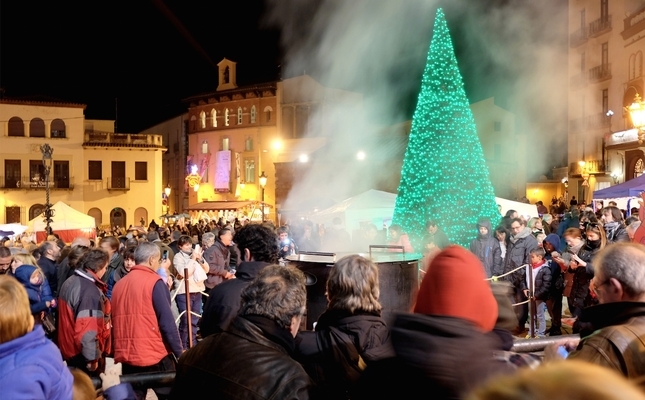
[569,26,588,47]
[569,160,608,176]
[569,112,610,132]
[0,176,74,190]
[107,177,130,191]
[589,63,611,82]
[589,15,612,37]
[84,131,164,148]
[586,112,612,130]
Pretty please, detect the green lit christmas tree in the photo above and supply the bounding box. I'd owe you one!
[392,8,499,248]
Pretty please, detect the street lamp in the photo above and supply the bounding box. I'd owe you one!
[40,144,55,235]
[625,93,645,143]
[164,184,171,197]
[259,171,268,215]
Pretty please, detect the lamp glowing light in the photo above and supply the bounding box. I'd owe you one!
[299,154,309,163]
[356,151,366,160]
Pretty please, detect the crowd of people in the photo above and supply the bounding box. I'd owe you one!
[2,195,645,399]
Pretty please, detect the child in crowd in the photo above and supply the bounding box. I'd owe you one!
[12,254,55,315]
[524,248,552,337]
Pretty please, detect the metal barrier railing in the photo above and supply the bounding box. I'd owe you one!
[89,334,579,390]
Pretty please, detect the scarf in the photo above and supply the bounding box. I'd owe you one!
[510,227,531,244]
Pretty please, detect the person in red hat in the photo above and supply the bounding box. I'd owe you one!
[356,245,515,400]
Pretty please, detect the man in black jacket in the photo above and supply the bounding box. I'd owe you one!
[171,265,314,399]
[199,224,279,337]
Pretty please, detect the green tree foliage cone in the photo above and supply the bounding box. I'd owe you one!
[392,8,499,248]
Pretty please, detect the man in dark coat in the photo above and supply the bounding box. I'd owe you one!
[502,218,539,334]
[547,243,645,377]
[37,240,59,296]
[171,265,314,399]
[469,218,502,278]
[199,224,278,337]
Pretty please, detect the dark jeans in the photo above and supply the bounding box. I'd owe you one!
[65,353,105,378]
[514,287,528,328]
[546,295,563,332]
[176,292,201,349]
[122,354,176,400]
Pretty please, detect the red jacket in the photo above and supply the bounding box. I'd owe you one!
[58,269,111,362]
[112,265,169,366]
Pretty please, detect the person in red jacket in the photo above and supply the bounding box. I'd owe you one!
[111,242,183,400]
[58,249,112,376]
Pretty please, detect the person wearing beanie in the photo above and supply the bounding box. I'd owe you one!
[356,246,514,400]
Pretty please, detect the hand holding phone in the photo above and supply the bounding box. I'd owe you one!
[162,250,169,261]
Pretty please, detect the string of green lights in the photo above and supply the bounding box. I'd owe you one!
[392,8,500,248]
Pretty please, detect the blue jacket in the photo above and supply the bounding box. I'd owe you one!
[0,325,73,399]
[14,265,53,314]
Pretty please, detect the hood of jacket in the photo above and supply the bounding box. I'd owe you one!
[235,261,271,281]
[544,234,560,253]
[14,265,40,292]
[477,219,493,239]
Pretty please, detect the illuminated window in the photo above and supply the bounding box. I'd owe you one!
[251,106,257,123]
[51,119,66,138]
[244,158,255,183]
[225,109,230,126]
[211,109,217,127]
[237,107,243,125]
[264,106,273,123]
[200,111,206,129]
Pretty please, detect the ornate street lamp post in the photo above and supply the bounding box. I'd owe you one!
[626,93,645,143]
[259,171,268,219]
[40,144,55,235]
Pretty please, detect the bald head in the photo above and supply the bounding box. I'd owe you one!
[594,243,645,301]
[71,237,91,248]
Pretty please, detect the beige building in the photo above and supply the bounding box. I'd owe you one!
[0,99,165,229]
[568,0,645,203]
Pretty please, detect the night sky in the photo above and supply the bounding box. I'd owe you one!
[2,0,567,175]
[1,0,283,132]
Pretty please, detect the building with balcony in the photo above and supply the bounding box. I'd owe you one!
[568,0,645,203]
[0,99,166,228]
[154,58,364,222]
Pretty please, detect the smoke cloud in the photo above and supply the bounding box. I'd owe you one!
[264,0,568,217]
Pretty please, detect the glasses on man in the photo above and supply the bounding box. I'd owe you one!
[592,277,609,296]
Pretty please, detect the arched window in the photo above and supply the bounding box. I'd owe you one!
[30,118,45,138]
[225,109,230,126]
[211,109,217,127]
[264,106,273,123]
[88,207,102,225]
[200,111,206,129]
[251,105,257,123]
[190,115,197,131]
[29,204,45,220]
[636,158,644,179]
[51,119,66,138]
[8,117,24,137]
[237,107,243,125]
[134,207,148,227]
[638,51,643,79]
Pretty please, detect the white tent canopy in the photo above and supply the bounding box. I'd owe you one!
[495,197,539,220]
[28,201,96,232]
[309,190,396,232]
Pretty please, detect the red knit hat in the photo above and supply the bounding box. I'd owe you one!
[414,245,498,332]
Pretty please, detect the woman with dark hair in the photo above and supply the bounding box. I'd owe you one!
[601,206,629,244]
[58,249,112,376]
[387,224,413,253]
[297,255,394,399]
[100,236,124,285]
[107,246,136,300]
[494,225,511,262]
[173,235,209,349]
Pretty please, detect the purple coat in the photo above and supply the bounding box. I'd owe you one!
[0,325,73,399]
